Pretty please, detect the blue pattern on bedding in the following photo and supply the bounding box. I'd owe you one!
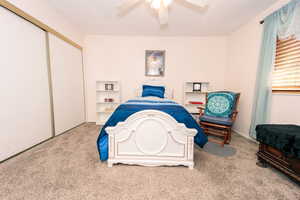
[97,99,208,161]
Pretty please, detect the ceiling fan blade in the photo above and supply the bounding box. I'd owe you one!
[159,5,169,25]
[185,0,208,7]
[117,0,142,12]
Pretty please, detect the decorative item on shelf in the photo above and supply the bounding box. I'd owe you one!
[189,101,203,105]
[105,83,114,91]
[104,98,114,103]
[193,82,202,92]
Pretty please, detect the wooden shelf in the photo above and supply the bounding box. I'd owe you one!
[185,81,209,84]
[184,91,207,94]
[96,102,119,104]
[96,80,119,83]
[97,111,114,114]
[183,81,209,115]
[185,103,204,106]
[96,80,121,125]
[96,90,120,92]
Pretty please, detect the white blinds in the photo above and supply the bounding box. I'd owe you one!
[272,37,300,90]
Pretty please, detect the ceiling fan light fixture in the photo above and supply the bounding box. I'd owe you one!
[186,0,208,7]
[119,0,209,25]
[163,0,173,7]
[151,0,161,9]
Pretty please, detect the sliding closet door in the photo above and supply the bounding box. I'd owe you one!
[48,33,85,136]
[0,7,52,161]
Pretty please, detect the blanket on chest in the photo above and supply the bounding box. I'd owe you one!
[256,124,300,159]
[96,99,208,161]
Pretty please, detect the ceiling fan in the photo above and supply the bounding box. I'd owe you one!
[118,0,208,25]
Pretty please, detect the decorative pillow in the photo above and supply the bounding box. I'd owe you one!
[142,85,165,98]
[204,92,236,118]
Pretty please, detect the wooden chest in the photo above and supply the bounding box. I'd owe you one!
[257,143,300,182]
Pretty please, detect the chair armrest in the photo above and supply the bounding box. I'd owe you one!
[197,106,205,116]
[232,111,239,121]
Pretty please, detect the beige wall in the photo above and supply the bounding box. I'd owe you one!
[271,94,300,124]
[20,0,296,134]
[6,0,84,45]
[227,0,300,139]
[84,35,228,122]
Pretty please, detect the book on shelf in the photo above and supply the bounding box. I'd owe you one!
[188,101,203,105]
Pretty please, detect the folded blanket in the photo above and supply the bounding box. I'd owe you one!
[256,124,300,159]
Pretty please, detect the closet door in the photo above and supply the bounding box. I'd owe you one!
[0,7,52,161]
[48,33,85,135]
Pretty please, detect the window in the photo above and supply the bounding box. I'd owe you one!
[272,37,300,92]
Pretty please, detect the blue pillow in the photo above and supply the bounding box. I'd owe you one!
[142,85,165,98]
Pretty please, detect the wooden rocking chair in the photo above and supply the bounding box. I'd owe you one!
[198,91,240,147]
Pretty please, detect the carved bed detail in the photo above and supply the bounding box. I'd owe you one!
[106,110,197,169]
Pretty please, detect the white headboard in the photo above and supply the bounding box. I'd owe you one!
[135,79,173,99]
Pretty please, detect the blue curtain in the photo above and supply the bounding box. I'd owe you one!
[249,0,300,139]
[249,14,278,139]
[277,0,299,39]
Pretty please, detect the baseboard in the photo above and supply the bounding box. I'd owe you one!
[55,122,86,136]
[232,128,258,144]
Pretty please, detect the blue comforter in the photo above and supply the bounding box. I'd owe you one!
[97,99,208,161]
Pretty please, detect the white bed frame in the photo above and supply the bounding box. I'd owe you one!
[106,110,197,169]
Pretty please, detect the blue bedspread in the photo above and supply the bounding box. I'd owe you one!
[97,99,208,161]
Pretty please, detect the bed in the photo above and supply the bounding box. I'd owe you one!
[96,83,208,169]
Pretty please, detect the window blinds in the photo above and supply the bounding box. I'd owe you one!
[272,37,300,90]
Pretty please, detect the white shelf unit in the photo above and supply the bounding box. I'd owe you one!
[183,82,209,116]
[96,81,121,125]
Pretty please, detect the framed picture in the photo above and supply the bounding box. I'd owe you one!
[145,50,165,77]
[193,82,202,92]
[105,83,114,91]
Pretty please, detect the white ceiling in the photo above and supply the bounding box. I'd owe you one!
[48,0,277,36]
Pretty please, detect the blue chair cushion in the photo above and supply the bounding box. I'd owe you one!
[142,85,165,98]
[204,92,237,118]
[200,115,233,126]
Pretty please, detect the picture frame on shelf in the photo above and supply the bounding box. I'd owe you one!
[193,82,202,92]
[105,83,114,91]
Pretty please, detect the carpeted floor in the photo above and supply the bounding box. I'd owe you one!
[0,123,299,200]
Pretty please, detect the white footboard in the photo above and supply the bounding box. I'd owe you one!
[106,110,197,169]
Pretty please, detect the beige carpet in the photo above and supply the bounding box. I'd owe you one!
[0,123,299,200]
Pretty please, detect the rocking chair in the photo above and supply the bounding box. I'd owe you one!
[198,91,240,146]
